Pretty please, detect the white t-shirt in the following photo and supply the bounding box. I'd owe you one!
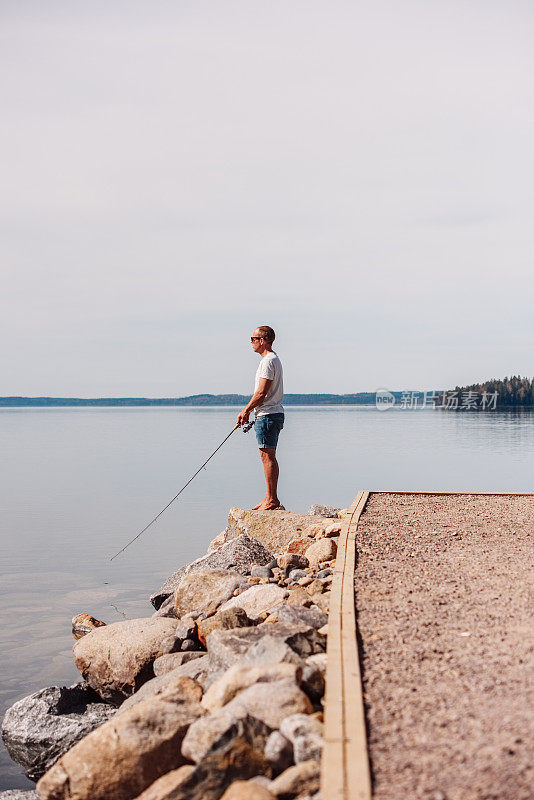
[254,351,284,416]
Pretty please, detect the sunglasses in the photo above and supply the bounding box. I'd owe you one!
[250,336,263,342]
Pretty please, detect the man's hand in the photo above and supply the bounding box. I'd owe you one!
[237,408,250,427]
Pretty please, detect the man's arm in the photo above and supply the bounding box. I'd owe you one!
[237,377,272,425]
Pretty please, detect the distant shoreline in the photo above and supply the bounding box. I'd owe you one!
[0,393,380,407]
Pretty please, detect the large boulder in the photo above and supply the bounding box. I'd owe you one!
[197,607,253,646]
[304,539,337,568]
[307,504,339,518]
[175,570,248,618]
[225,509,324,554]
[73,618,191,703]
[202,663,301,713]
[218,585,289,620]
[1,683,115,781]
[36,684,204,800]
[153,652,205,676]
[182,711,273,764]
[206,624,326,673]
[117,674,202,715]
[151,535,273,610]
[133,734,269,800]
[279,714,323,763]
[277,605,328,630]
[220,679,313,730]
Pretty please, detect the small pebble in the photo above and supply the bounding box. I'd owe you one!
[251,565,274,579]
[317,568,332,578]
[289,568,308,581]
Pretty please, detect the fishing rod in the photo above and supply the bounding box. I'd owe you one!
[109,420,255,561]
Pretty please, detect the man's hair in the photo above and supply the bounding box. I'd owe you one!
[257,325,275,343]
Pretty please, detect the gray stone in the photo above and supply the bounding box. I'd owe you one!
[152,592,179,618]
[307,505,339,518]
[279,714,323,763]
[197,607,253,646]
[0,793,40,800]
[221,679,312,729]
[251,566,274,579]
[206,624,326,673]
[1,683,115,781]
[277,605,328,630]
[153,651,205,677]
[288,569,307,581]
[151,535,273,609]
[264,731,294,775]
[316,569,332,578]
[175,570,248,618]
[182,710,272,763]
[218,584,289,620]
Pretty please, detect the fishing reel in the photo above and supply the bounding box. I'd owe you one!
[241,420,255,433]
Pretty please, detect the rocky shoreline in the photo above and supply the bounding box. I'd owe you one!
[2,504,346,800]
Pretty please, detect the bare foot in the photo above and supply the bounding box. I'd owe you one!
[251,501,264,510]
[256,499,283,511]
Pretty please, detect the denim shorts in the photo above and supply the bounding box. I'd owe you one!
[254,413,284,450]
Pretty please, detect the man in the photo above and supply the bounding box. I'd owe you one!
[237,326,284,511]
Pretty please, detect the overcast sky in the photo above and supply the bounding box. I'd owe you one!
[2,0,533,396]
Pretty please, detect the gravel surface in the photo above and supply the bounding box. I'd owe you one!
[354,493,534,800]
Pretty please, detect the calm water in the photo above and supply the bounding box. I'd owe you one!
[1,406,533,788]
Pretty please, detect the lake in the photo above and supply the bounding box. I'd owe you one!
[1,405,533,788]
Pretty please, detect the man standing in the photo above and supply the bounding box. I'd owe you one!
[237,326,284,511]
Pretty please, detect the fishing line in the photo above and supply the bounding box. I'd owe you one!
[109,420,254,561]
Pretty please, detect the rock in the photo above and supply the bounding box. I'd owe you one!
[152,592,178,618]
[219,678,313,729]
[278,554,309,573]
[132,765,195,800]
[226,508,325,554]
[306,580,324,595]
[71,613,106,639]
[206,624,326,672]
[306,653,327,677]
[310,591,331,613]
[151,535,273,609]
[307,505,339,518]
[280,714,323,763]
[218,584,289,620]
[180,637,199,651]
[251,565,274,579]
[207,529,228,551]
[36,685,204,800]
[220,781,276,800]
[316,569,332,578]
[277,605,328,630]
[0,794,39,800]
[182,710,273,764]
[302,524,327,539]
[138,734,268,800]
[117,674,202,715]
[297,576,313,587]
[286,538,313,555]
[153,651,205,676]
[202,663,301,713]
[175,570,248,618]
[304,539,337,568]
[1,683,115,781]
[288,569,307,582]
[73,618,193,703]
[197,607,253,646]
[286,587,313,607]
[324,523,342,537]
[269,760,321,798]
[317,623,328,636]
[300,665,325,703]
[264,731,294,775]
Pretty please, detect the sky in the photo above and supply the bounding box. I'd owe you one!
[2,0,533,396]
